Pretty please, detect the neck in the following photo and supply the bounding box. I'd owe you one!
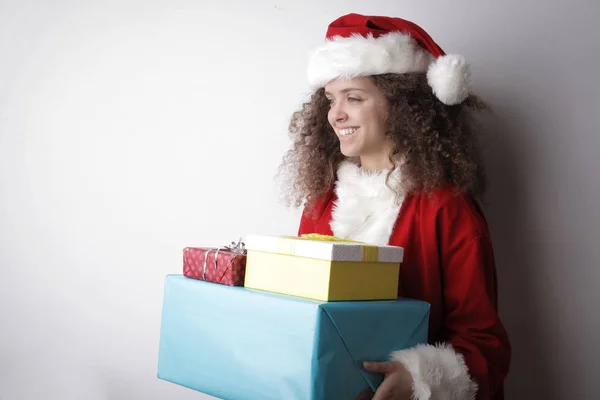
[359,154,394,172]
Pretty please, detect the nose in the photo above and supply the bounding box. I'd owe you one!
[329,101,348,125]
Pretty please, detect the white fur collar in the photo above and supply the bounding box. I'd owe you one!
[330,161,404,245]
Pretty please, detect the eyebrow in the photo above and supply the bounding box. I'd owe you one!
[324,88,367,96]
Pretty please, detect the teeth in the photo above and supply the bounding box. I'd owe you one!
[340,128,358,136]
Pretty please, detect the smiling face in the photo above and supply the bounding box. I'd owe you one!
[324,76,393,171]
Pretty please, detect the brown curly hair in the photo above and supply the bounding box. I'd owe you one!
[277,73,489,208]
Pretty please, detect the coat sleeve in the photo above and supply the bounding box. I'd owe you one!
[390,194,511,400]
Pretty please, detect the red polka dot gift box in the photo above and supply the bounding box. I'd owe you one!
[183,239,246,286]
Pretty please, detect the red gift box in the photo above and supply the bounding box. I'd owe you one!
[183,241,246,286]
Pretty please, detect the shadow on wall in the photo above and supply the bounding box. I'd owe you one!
[479,98,557,400]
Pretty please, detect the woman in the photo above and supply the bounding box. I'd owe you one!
[278,13,511,400]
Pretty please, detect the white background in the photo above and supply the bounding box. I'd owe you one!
[1,0,598,399]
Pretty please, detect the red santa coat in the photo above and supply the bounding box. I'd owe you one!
[297,162,511,400]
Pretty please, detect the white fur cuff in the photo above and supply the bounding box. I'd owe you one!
[390,344,477,400]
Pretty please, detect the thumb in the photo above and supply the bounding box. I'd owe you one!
[362,361,395,374]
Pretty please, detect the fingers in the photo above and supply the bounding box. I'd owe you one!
[363,361,413,400]
[362,361,395,374]
[370,378,393,400]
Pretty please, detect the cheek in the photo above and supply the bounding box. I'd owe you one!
[373,107,388,132]
[327,109,335,126]
[362,107,385,131]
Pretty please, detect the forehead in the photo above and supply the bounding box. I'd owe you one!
[324,76,375,94]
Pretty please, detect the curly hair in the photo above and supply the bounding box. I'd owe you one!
[277,73,489,208]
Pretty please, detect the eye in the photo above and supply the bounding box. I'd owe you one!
[327,98,335,106]
[348,97,362,103]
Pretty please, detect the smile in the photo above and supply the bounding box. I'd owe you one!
[339,127,358,137]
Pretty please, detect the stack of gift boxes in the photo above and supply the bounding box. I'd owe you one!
[157,234,430,400]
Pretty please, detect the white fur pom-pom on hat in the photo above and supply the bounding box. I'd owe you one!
[427,54,471,105]
[307,13,472,105]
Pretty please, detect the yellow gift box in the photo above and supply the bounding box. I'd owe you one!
[243,234,404,301]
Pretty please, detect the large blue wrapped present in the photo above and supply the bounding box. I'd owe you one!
[157,274,430,400]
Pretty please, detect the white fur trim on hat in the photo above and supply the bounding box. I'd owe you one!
[307,32,433,89]
[391,343,478,400]
[307,33,471,105]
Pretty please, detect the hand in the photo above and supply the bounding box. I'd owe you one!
[362,361,414,400]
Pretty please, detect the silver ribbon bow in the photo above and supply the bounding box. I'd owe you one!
[225,238,246,254]
[202,238,246,281]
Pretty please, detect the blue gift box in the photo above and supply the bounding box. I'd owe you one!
[157,275,430,400]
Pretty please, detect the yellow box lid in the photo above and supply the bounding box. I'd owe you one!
[244,234,403,263]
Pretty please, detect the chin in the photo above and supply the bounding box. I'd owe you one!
[340,147,360,158]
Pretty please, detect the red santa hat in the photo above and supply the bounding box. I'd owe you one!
[307,13,471,105]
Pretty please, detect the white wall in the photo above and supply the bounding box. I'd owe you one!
[1,0,598,399]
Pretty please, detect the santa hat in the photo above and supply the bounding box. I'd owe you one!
[307,13,471,105]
